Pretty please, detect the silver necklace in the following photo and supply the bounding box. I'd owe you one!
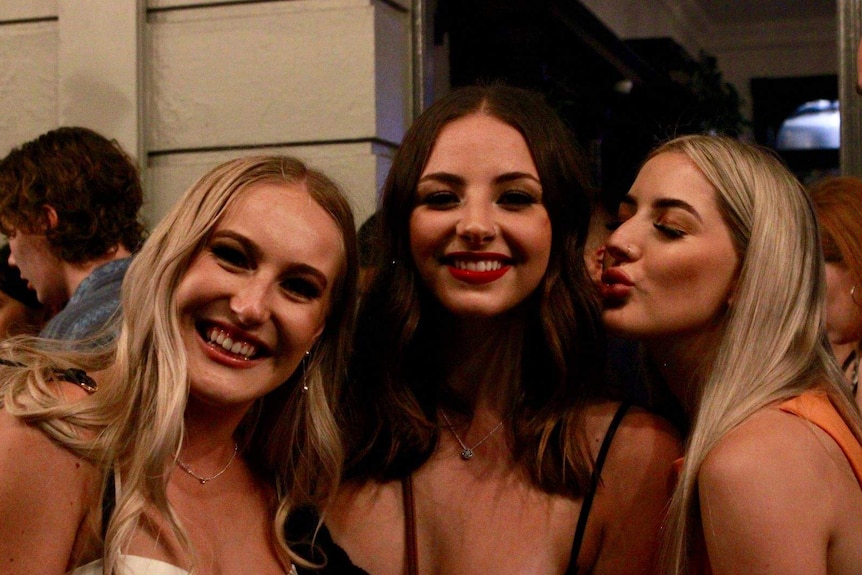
[439,410,504,460]
[176,442,239,484]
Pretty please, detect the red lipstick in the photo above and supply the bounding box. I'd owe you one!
[448,265,511,284]
[600,267,634,302]
[444,252,512,285]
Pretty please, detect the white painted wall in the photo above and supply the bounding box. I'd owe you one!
[0,0,408,229]
[145,0,409,227]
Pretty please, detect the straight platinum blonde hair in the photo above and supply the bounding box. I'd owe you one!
[0,155,358,573]
[654,135,862,574]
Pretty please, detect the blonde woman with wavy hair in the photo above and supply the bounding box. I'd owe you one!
[601,134,862,574]
[0,155,358,574]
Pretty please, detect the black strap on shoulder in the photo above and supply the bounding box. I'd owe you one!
[101,470,116,540]
[842,349,857,372]
[567,401,631,574]
[0,358,97,393]
[402,474,419,575]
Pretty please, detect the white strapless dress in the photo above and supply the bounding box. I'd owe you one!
[71,556,188,575]
[70,555,298,574]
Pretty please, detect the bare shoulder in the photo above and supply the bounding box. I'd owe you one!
[700,406,844,492]
[698,406,857,574]
[582,401,681,574]
[326,479,405,574]
[0,402,100,571]
[327,478,402,536]
[582,399,682,465]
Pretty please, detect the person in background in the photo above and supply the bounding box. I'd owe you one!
[810,175,862,410]
[0,155,358,574]
[602,135,862,574]
[0,126,146,344]
[290,83,681,575]
[0,244,48,337]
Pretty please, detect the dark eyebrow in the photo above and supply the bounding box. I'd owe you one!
[654,198,703,222]
[418,172,464,186]
[495,172,541,185]
[211,230,329,288]
[418,171,541,187]
[618,196,702,222]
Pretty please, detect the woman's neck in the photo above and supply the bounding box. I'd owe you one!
[643,334,714,416]
[435,313,525,415]
[182,396,248,457]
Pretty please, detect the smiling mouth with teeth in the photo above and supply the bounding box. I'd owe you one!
[205,326,259,360]
[452,260,504,272]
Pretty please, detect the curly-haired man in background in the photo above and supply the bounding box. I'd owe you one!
[0,126,146,343]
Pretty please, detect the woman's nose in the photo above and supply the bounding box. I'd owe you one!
[455,202,496,244]
[230,279,271,326]
[604,228,638,262]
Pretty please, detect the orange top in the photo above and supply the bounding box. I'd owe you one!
[778,390,862,488]
[679,390,862,574]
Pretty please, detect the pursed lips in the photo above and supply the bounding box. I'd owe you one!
[600,267,634,303]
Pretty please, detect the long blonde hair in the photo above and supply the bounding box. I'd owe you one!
[0,155,358,573]
[655,136,862,573]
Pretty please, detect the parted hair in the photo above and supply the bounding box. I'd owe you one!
[656,136,862,574]
[810,175,862,282]
[0,126,146,262]
[0,155,358,573]
[342,83,606,496]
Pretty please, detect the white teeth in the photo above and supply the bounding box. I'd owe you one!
[206,327,258,360]
[453,260,503,272]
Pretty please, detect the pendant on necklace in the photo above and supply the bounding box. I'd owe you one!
[460,448,474,460]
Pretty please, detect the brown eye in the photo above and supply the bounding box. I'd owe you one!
[497,190,536,208]
[419,191,459,208]
[211,244,249,268]
[282,277,322,300]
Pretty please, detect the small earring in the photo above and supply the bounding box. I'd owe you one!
[301,350,310,393]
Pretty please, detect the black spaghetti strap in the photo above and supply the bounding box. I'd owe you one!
[402,474,419,575]
[567,401,631,574]
[101,470,116,540]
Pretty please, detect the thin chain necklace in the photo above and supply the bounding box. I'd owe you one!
[176,443,239,484]
[439,410,504,460]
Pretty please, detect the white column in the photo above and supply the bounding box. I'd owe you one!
[57,0,144,164]
[839,0,862,175]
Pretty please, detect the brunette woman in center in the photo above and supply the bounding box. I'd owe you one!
[299,85,681,574]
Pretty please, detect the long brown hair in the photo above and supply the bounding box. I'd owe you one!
[342,83,606,496]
